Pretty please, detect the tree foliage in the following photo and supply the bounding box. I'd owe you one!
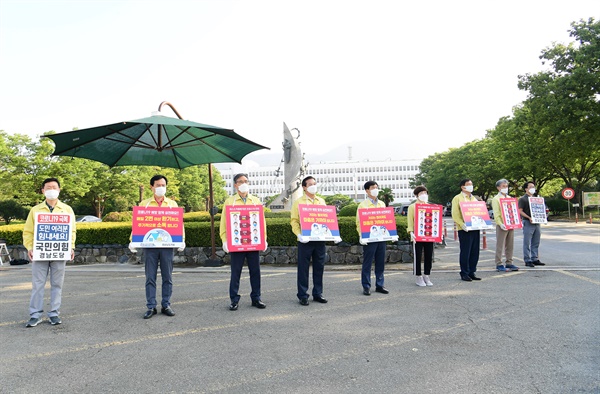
[414,19,600,211]
[324,194,354,211]
[0,131,230,216]
[378,187,394,207]
[0,200,28,224]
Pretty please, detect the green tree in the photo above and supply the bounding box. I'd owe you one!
[378,187,394,207]
[0,199,28,224]
[0,131,56,207]
[178,165,227,212]
[324,194,354,211]
[412,139,502,204]
[486,113,555,193]
[516,18,600,209]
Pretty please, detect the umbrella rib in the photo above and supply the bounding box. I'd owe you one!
[104,136,155,149]
[103,124,160,166]
[160,125,184,168]
[161,127,193,149]
[192,138,240,162]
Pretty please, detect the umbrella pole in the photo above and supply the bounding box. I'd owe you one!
[209,164,216,259]
[205,163,222,266]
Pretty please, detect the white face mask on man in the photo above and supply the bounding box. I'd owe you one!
[306,185,318,195]
[464,185,474,193]
[154,186,167,197]
[237,183,249,194]
[528,187,536,195]
[44,189,60,200]
[500,188,509,194]
[369,188,380,198]
[418,193,428,203]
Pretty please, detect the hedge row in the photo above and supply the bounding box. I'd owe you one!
[104,210,295,223]
[0,217,409,247]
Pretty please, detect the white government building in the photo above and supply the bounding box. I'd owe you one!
[218,159,421,206]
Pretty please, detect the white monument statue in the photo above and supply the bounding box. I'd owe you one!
[268,123,306,211]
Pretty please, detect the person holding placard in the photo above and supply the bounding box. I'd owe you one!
[518,181,544,268]
[220,173,267,311]
[451,179,482,282]
[23,178,76,327]
[129,175,184,319]
[290,176,328,306]
[356,181,389,295]
[492,179,519,272]
[407,185,434,287]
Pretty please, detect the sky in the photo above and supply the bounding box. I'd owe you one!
[1,0,598,169]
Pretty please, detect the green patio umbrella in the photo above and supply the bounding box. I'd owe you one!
[45,102,269,263]
[47,114,267,168]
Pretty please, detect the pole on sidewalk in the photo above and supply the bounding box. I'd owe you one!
[482,229,487,250]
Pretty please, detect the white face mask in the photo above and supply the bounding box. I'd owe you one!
[369,188,380,198]
[418,193,428,203]
[464,185,473,193]
[154,186,167,197]
[528,187,536,195]
[500,188,509,194]
[44,189,60,200]
[237,183,249,194]
[307,185,318,195]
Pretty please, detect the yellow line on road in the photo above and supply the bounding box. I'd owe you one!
[482,271,524,280]
[555,270,600,285]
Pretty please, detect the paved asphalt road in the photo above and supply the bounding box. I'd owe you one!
[0,222,598,393]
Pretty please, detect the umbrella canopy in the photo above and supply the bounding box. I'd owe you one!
[46,115,268,169]
[45,103,269,264]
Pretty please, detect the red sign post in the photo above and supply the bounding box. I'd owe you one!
[562,188,575,200]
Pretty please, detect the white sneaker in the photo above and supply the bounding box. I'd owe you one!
[416,276,426,287]
[423,275,433,286]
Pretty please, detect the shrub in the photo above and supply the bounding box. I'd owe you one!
[338,203,359,217]
[545,198,566,215]
[103,211,133,222]
[0,216,409,247]
[184,212,221,222]
[0,224,25,245]
[264,211,291,218]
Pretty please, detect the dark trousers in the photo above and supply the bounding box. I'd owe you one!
[457,230,480,276]
[297,241,326,300]
[229,251,261,303]
[144,248,174,309]
[361,242,386,289]
[414,241,434,276]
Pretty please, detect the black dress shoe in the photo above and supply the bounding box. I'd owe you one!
[375,286,389,294]
[363,288,371,296]
[143,308,157,319]
[161,306,175,316]
[229,302,238,311]
[525,262,535,267]
[313,296,328,303]
[533,260,545,266]
[461,274,473,282]
[299,298,309,306]
[468,274,482,281]
[252,300,266,309]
